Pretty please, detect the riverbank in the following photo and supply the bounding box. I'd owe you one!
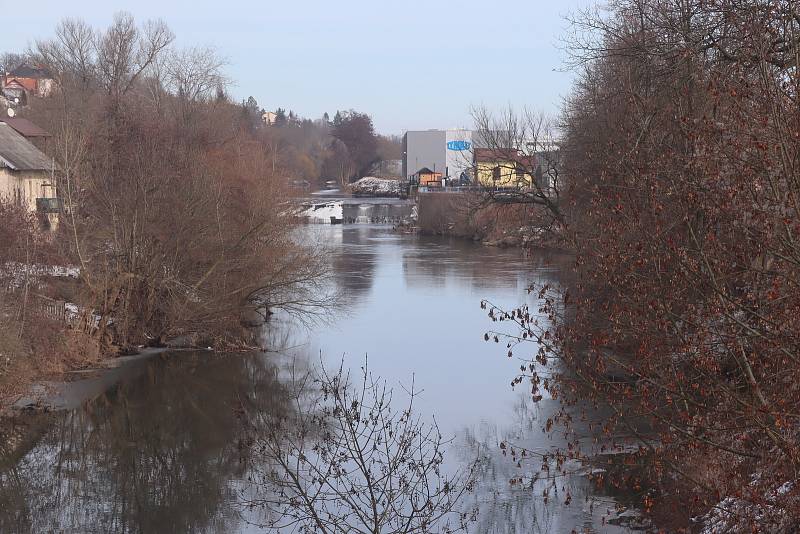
[0,294,268,417]
[0,324,102,418]
[0,341,218,418]
[415,191,563,248]
[0,225,639,533]
[0,345,230,481]
[0,347,181,473]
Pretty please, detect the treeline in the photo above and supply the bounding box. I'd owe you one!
[241,100,401,186]
[0,14,332,403]
[508,1,800,529]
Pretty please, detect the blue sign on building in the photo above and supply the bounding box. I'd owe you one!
[446,140,471,151]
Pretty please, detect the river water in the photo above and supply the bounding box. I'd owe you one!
[0,224,640,533]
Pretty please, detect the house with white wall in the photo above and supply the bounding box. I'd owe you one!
[0,122,59,230]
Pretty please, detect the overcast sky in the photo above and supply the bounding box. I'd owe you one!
[3,0,596,135]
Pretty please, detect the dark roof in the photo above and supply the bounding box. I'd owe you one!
[0,123,54,171]
[0,118,51,138]
[7,65,53,79]
[416,167,440,175]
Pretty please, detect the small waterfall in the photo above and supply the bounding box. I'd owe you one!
[355,204,371,224]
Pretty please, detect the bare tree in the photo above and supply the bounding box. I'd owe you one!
[323,138,356,187]
[163,46,228,127]
[243,360,477,533]
[164,46,227,102]
[479,0,800,530]
[35,18,95,88]
[94,12,173,98]
[472,107,564,232]
[26,15,335,351]
[330,110,379,182]
[0,52,31,74]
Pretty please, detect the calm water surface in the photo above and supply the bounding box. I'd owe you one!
[0,225,637,533]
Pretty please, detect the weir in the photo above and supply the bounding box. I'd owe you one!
[299,196,415,225]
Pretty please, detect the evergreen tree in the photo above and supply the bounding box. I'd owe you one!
[245,96,259,113]
[215,85,227,102]
[244,96,260,121]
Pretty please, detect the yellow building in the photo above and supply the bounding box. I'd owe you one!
[474,148,534,188]
[0,122,60,230]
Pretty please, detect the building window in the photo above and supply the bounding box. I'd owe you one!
[492,166,501,181]
[516,165,526,183]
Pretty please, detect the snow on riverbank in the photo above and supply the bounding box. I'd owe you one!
[347,177,401,197]
[698,480,796,533]
[3,262,79,279]
[2,262,80,289]
[301,201,343,223]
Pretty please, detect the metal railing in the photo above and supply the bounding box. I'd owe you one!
[35,197,63,214]
[417,186,484,193]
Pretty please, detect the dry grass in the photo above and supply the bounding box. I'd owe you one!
[0,296,103,412]
[417,191,557,245]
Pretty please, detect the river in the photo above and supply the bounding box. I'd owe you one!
[0,224,641,533]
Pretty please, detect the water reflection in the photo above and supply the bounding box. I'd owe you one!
[1,226,636,533]
[455,403,634,534]
[329,225,378,302]
[402,236,541,292]
[0,353,290,533]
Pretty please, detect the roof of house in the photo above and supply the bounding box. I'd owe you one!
[0,117,51,138]
[474,148,536,167]
[7,65,53,79]
[474,148,517,162]
[0,123,54,171]
[3,79,26,91]
[416,167,441,175]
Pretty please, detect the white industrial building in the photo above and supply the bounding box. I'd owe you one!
[402,129,485,184]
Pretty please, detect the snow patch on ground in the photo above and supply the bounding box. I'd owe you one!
[64,303,80,320]
[3,262,80,279]
[347,177,401,197]
[698,480,796,533]
[2,262,81,289]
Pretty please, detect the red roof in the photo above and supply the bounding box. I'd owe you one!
[474,148,536,167]
[0,117,51,138]
[3,79,25,90]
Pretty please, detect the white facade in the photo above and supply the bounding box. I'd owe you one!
[0,167,53,212]
[403,129,486,182]
[444,130,475,181]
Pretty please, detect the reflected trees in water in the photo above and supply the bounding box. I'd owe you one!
[0,352,292,533]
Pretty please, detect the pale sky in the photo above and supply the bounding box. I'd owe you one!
[2,0,596,135]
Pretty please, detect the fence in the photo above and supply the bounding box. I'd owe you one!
[6,290,90,330]
[416,186,484,194]
[34,293,67,323]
